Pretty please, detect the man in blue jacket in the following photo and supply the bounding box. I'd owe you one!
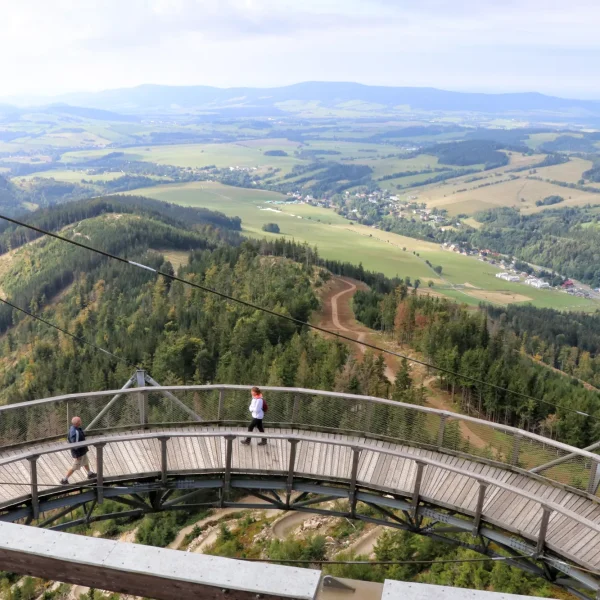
[60,416,96,485]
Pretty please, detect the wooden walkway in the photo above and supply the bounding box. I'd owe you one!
[1,427,600,574]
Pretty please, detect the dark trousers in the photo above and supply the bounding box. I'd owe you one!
[245,418,266,442]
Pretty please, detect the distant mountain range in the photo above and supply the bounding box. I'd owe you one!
[4,82,600,120]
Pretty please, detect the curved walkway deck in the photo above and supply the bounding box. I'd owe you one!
[1,385,599,597]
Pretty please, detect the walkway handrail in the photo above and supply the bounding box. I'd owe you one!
[1,385,599,495]
[2,430,600,538]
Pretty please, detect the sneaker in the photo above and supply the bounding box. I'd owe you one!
[241,439,251,445]
[258,440,267,446]
[87,472,97,479]
[60,478,69,485]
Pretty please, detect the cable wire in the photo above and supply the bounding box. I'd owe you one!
[234,556,600,576]
[0,213,594,420]
[0,297,139,370]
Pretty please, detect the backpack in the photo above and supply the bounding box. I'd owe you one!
[262,398,268,414]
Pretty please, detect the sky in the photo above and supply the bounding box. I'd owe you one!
[1,0,599,99]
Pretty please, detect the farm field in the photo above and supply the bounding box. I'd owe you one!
[412,174,600,215]
[125,180,599,311]
[525,132,582,150]
[62,141,305,173]
[15,169,125,183]
[535,157,594,183]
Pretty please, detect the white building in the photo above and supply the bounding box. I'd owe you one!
[525,278,550,289]
[496,273,520,282]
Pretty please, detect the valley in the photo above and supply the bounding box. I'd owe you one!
[2,83,600,600]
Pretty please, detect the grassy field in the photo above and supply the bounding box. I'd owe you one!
[525,132,583,150]
[535,157,593,183]
[14,169,125,183]
[351,154,440,178]
[124,181,599,311]
[62,142,305,174]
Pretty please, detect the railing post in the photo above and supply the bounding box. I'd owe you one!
[472,482,487,536]
[511,433,522,466]
[536,506,553,556]
[588,460,600,495]
[286,439,298,506]
[291,395,300,425]
[217,389,225,421]
[95,443,105,504]
[222,435,234,507]
[349,447,361,518]
[160,437,169,485]
[412,461,425,518]
[28,456,40,521]
[136,370,148,428]
[437,415,447,448]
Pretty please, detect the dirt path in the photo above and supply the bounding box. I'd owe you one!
[422,377,488,450]
[320,277,394,380]
[170,495,281,550]
[344,526,383,558]
[318,276,487,450]
[272,510,314,540]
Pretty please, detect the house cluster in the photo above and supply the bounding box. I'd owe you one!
[284,192,330,208]
[265,199,302,206]
[228,166,258,172]
[561,279,594,298]
[442,243,474,257]
[496,272,520,283]
[524,277,551,289]
[345,190,388,205]
[412,208,446,224]
[496,269,552,289]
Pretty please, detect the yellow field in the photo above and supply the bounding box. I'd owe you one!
[464,289,533,304]
[535,158,593,183]
[413,174,600,216]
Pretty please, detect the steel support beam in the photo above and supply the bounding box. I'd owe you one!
[95,443,105,504]
[286,439,298,507]
[144,373,203,422]
[222,435,234,506]
[472,482,487,536]
[412,462,425,518]
[85,375,136,432]
[28,455,39,521]
[536,506,553,556]
[160,437,169,485]
[349,447,361,518]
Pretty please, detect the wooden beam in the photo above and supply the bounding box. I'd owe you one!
[0,522,320,600]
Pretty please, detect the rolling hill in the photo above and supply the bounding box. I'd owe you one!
[9,82,600,119]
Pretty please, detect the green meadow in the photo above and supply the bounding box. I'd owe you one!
[124,181,599,311]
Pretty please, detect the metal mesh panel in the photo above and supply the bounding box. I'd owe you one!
[2,385,600,497]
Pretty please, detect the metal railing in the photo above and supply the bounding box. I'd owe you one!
[1,429,600,572]
[1,385,600,496]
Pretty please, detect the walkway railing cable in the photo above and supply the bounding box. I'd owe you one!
[0,213,593,421]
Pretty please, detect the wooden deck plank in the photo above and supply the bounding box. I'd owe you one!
[4,428,600,571]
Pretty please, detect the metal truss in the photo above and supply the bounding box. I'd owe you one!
[2,472,598,600]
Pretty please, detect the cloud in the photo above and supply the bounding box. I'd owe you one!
[0,0,599,97]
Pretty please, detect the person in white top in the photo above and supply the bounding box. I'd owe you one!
[241,386,267,446]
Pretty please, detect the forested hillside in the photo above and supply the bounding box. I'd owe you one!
[353,288,600,447]
[0,197,409,406]
[487,304,600,388]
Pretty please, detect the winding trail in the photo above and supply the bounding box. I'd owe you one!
[344,526,383,558]
[322,277,487,450]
